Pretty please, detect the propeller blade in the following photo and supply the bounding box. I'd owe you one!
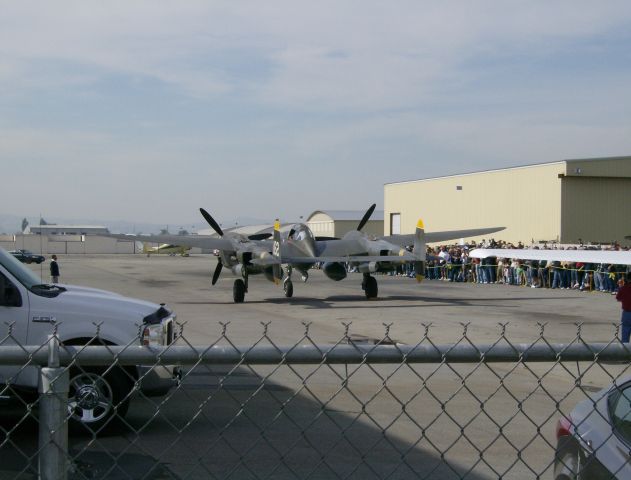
[357,203,376,231]
[199,208,224,237]
[212,259,223,285]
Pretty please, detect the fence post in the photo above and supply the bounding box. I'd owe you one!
[38,334,69,480]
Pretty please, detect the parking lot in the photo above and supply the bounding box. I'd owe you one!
[2,254,626,479]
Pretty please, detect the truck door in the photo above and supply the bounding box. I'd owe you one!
[0,268,30,385]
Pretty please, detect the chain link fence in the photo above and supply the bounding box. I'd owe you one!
[2,322,631,479]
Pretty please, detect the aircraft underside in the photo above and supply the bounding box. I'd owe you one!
[226,261,381,303]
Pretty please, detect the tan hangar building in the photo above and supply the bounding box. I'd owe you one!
[384,156,631,246]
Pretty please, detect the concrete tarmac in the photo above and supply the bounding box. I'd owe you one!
[1,254,625,479]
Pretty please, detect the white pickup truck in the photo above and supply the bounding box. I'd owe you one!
[0,247,179,431]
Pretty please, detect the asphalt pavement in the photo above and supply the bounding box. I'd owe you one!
[1,254,625,479]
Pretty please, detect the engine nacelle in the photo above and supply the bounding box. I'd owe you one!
[263,266,283,283]
[322,262,347,281]
[357,262,379,274]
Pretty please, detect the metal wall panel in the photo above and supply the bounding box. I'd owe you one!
[384,163,565,244]
[561,177,631,245]
[565,156,631,178]
[307,217,383,239]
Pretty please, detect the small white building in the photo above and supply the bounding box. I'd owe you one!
[306,210,384,239]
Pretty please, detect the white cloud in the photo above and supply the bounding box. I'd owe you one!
[1,1,630,106]
[1,1,631,221]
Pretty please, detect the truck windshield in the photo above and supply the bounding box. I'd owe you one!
[0,247,42,289]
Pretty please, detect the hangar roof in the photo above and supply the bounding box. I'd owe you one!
[385,155,631,186]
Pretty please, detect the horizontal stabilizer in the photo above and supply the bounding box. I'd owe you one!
[385,226,505,246]
[251,254,419,265]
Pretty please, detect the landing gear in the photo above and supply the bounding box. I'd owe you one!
[283,279,294,298]
[362,274,378,299]
[283,265,294,298]
[233,279,246,303]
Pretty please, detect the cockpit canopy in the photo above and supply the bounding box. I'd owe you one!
[287,224,315,243]
[286,223,317,257]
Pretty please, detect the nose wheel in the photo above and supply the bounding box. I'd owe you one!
[233,278,246,303]
[283,265,294,298]
[283,279,294,298]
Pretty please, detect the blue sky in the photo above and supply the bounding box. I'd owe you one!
[1,1,631,227]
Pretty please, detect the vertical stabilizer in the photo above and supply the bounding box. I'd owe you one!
[272,219,282,284]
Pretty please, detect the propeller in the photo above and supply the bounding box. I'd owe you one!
[200,208,225,285]
[199,208,224,237]
[357,203,376,231]
[212,258,223,285]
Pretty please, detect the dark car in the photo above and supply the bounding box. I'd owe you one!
[8,249,46,264]
[554,375,631,479]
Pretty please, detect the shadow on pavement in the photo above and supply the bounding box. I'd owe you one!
[1,365,498,480]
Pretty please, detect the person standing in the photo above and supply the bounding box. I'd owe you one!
[50,255,60,284]
[616,273,631,342]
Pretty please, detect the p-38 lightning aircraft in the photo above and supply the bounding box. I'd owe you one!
[109,206,504,303]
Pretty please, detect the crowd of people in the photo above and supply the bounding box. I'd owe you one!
[401,239,631,295]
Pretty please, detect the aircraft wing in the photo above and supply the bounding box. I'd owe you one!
[469,248,631,264]
[251,254,419,265]
[105,233,234,251]
[385,226,505,246]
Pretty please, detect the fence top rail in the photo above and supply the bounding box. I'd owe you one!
[0,342,630,366]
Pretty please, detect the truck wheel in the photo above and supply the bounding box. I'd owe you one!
[233,279,246,303]
[67,366,132,434]
[364,276,378,299]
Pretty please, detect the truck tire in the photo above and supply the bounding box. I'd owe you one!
[67,366,132,434]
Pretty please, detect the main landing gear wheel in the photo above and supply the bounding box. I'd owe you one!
[284,280,294,298]
[233,279,246,303]
[363,275,378,299]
